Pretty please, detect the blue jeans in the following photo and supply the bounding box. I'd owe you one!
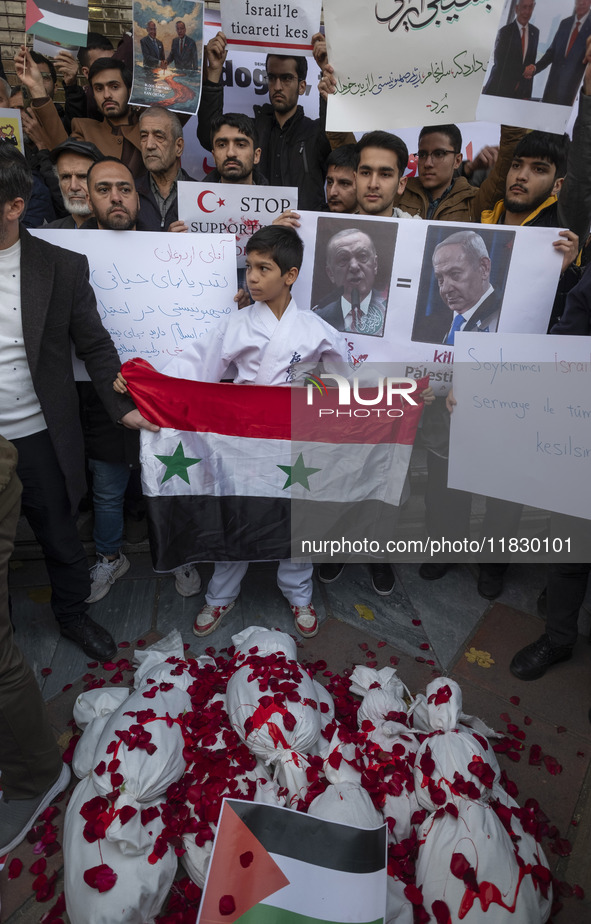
[88,459,131,557]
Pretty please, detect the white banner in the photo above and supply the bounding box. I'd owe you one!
[449,333,591,519]
[220,0,321,54]
[178,181,297,265]
[30,229,238,373]
[290,213,562,391]
[324,0,505,131]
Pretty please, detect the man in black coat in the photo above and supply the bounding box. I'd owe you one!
[0,146,157,660]
[483,0,539,99]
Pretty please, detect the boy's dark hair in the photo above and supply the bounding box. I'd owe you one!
[210,112,259,149]
[78,32,114,69]
[327,143,359,172]
[419,123,462,154]
[88,57,132,92]
[357,130,409,178]
[31,51,57,87]
[512,131,569,178]
[0,145,33,208]
[265,53,307,82]
[86,156,134,187]
[246,225,304,274]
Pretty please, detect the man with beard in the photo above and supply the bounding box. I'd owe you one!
[135,107,194,231]
[83,157,139,230]
[208,112,264,184]
[46,139,103,229]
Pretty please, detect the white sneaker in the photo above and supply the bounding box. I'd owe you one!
[174,564,202,597]
[86,553,130,603]
[193,601,235,637]
[290,603,319,638]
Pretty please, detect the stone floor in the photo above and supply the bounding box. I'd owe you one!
[1,539,591,922]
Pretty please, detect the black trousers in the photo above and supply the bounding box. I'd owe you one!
[546,563,591,648]
[12,429,90,624]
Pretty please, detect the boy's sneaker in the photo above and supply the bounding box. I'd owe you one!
[193,601,235,637]
[290,603,319,638]
[174,564,202,597]
[86,552,130,603]
[0,763,70,855]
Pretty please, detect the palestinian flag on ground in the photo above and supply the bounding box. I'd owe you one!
[122,359,427,568]
[197,800,387,924]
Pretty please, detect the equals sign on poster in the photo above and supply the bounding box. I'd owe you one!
[396,277,412,288]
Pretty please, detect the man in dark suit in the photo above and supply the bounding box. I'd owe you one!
[313,228,388,337]
[167,21,199,70]
[140,21,165,68]
[0,146,157,660]
[483,0,539,99]
[527,0,591,105]
[424,230,501,345]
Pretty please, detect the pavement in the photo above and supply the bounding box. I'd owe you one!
[1,528,591,922]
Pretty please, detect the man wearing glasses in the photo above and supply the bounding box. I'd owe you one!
[395,123,525,222]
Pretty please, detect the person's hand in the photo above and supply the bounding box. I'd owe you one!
[312,32,327,69]
[54,50,79,86]
[272,209,301,229]
[168,220,188,232]
[420,385,435,406]
[14,45,46,98]
[318,64,337,100]
[464,144,498,179]
[234,288,252,310]
[20,108,51,150]
[523,64,536,79]
[446,388,457,415]
[553,229,579,274]
[204,30,227,82]
[120,409,160,432]
[113,372,128,394]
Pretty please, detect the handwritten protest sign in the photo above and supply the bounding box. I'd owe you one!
[477,0,585,133]
[291,213,561,390]
[0,108,23,153]
[178,181,297,266]
[130,0,204,114]
[30,229,237,374]
[323,0,505,131]
[220,0,321,54]
[449,333,591,519]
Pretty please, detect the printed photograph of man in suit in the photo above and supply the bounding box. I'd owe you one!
[482,0,539,100]
[140,20,165,69]
[524,0,591,105]
[311,220,396,338]
[167,21,199,71]
[412,228,515,344]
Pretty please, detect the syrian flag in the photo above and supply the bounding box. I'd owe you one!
[122,359,427,568]
[197,800,387,924]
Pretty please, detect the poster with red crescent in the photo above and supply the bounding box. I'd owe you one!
[130,0,204,115]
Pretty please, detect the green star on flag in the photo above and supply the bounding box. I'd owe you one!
[278,452,321,490]
[155,441,200,485]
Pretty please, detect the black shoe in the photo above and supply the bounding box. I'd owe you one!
[419,563,450,581]
[318,563,345,584]
[509,633,572,681]
[477,569,503,600]
[370,563,395,596]
[60,614,117,661]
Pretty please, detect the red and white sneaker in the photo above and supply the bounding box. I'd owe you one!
[193,601,235,637]
[290,603,319,638]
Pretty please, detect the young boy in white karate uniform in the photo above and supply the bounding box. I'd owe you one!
[119,226,349,639]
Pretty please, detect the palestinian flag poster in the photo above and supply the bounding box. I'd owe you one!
[122,359,427,567]
[197,799,387,924]
[26,0,89,45]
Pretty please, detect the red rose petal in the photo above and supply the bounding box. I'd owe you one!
[390,655,399,665]
[136,639,146,647]
[62,683,72,692]
[377,641,386,648]
[419,643,430,650]
[41,668,52,677]
[404,883,423,905]
[8,858,23,880]
[524,716,532,725]
[509,696,520,705]
[239,851,253,868]
[118,641,130,648]
[30,858,47,875]
[500,712,511,723]
[219,894,236,916]
[83,864,118,892]
[432,899,452,924]
[412,618,422,625]
[543,754,562,776]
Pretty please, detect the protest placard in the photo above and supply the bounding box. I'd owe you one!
[30,229,238,374]
[130,0,204,114]
[477,0,587,133]
[220,0,322,54]
[0,108,23,153]
[449,332,591,519]
[323,0,505,131]
[290,213,562,391]
[178,181,297,266]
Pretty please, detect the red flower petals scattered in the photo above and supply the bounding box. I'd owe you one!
[83,864,118,892]
[219,894,235,915]
[239,851,253,868]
